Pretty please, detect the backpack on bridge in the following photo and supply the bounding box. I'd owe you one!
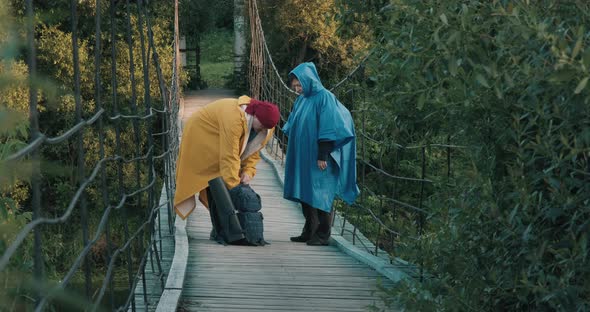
[228,184,269,246]
[207,177,245,245]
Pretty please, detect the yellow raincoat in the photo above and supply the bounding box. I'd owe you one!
[174,96,274,219]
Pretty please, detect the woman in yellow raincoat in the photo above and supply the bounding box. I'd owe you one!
[174,96,280,219]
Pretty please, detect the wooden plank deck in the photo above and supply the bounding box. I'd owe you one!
[179,161,393,311]
[175,89,394,312]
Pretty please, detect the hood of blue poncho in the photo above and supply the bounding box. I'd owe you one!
[289,62,325,97]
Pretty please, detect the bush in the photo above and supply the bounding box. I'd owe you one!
[338,0,590,310]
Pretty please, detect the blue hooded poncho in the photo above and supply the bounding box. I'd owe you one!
[282,62,360,212]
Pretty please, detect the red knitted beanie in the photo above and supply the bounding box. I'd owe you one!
[245,99,280,128]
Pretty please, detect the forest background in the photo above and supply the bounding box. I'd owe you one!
[2,0,589,311]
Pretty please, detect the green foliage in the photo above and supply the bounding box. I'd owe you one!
[336,0,590,310]
[201,29,234,63]
[179,0,233,90]
[0,12,32,229]
[257,0,371,82]
[200,29,234,88]
[0,3,36,308]
[201,61,233,88]
[180,0,233,36]
[1,0,177,309]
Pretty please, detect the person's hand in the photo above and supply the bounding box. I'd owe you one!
[240,172,252,184]
[317,160,327,171]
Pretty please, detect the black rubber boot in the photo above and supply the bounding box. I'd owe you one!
[290,203,318,242]
[306,208,331,246]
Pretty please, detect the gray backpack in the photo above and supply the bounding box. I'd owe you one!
[229,185,268,246]
[237,211,266,246]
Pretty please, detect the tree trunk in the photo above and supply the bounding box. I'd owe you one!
[234,0,246,79]
[294,38,308,68]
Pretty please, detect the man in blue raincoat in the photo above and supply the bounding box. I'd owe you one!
[282,62,360,246]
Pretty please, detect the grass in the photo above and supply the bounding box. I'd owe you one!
[200,29,234,88]
[201,62,233,88]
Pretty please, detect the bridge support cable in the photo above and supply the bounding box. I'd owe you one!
[246,0,467,280]
[0,0,180,311]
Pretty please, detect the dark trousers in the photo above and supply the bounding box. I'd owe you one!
[300,202,332,240]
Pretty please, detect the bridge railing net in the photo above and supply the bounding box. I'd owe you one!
[0,0,180,311]
[248,0,465,280]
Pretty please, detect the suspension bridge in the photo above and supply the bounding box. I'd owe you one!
[131,88,398,312]
[1,0,448,311]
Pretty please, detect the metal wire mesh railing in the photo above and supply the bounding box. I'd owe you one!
[0,0,180,310]
[247,0,466,280]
